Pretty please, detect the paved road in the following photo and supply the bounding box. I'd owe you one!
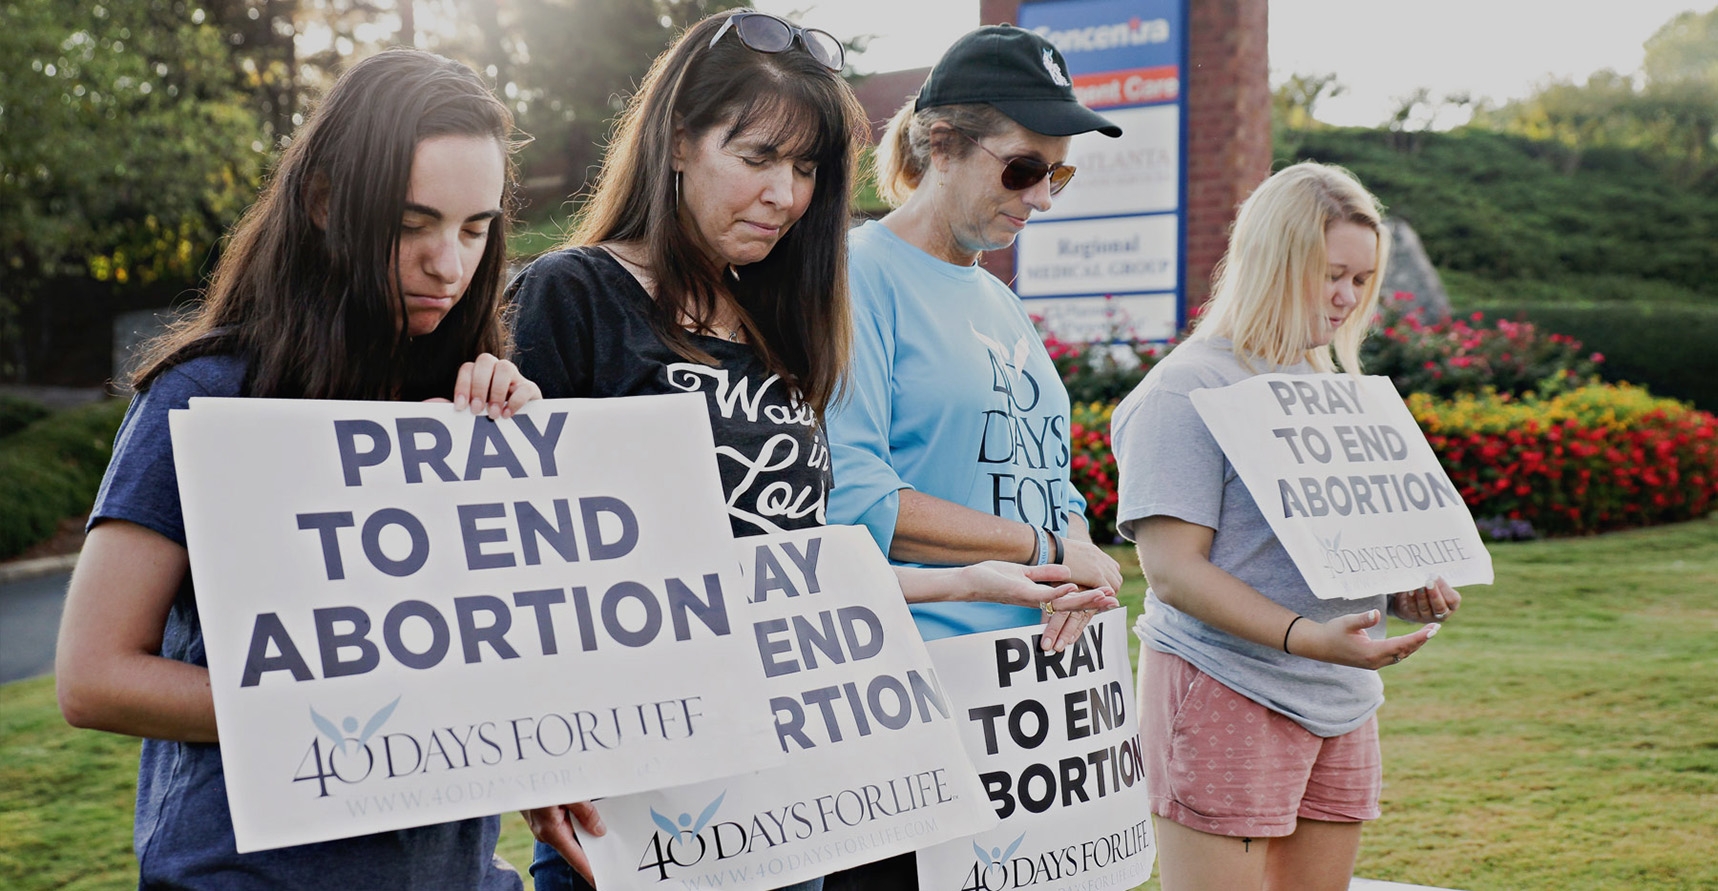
[0,569,72,684]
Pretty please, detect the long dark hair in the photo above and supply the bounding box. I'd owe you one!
[564,12,866,417]
[133,48,517,400]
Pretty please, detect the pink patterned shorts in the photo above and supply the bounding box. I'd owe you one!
[1140,648,1381,838]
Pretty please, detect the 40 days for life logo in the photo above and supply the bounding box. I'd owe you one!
[635,792,731,879]
[958,821,1152,891]
[296,696,402,796]
[968,832,1028,890]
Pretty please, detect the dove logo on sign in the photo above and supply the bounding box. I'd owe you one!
[968,832,1027,890]
[295,696,401,797]
[650,792,726,845]
[635,791,731,880]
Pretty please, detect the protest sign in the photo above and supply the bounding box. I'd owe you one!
[1190,373,1493,599]
[916,610,1154,891]
[170,394,782,852]
[578,525,998,891]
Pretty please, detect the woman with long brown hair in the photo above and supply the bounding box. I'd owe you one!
[510,12,1117,890]
[55,49,535,888]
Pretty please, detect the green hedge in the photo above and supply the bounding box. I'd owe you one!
[1441,269,1710,307]
[1278,128,1718,295]
[1469,303,1718,411]
[0,399,128,559]
[0,395,52,439]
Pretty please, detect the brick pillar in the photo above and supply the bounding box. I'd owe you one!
[976,0,1270,318]
[1184,0,1272,312]
[977,0,1023,287]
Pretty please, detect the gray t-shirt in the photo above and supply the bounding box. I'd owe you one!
[1112,337,1384,737]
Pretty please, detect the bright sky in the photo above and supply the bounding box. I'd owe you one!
[755,0,1710,127]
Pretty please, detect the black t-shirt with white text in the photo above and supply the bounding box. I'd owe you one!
[508,246,830,537]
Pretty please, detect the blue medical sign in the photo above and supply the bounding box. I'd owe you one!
[1013,0,1189,342]
[1020,0,1182,79]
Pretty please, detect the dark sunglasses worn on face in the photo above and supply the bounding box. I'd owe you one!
[954,130,1077,196]
[709,12,845,73]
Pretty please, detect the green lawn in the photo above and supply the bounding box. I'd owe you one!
[5,518,1716,889]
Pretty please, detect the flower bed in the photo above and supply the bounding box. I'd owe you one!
[1362,299,1603,400]
[1069,401,1121,543]
[1065,383,1718,543]
[1408,383,1718,536]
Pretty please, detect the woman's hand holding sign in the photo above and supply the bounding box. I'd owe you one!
[523,802,606,886]
[425,352,541,419]
[1390,577,1461,624]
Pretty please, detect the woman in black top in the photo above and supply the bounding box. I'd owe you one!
[509,11,1117,891]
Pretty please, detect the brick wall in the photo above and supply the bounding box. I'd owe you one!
[979,0,1271,314]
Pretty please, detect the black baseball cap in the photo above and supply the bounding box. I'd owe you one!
[915,25,1121,138]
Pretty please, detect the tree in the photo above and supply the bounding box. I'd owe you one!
[1642,6,1718,85]
[1640,6,1718,178]
[507,0,749,207]
[1470,6,1717,182]
[205,0,301,142]
[1271,71,1344,133]
[0,0,268,377]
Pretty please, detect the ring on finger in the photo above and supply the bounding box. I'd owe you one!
[1391,652,1403,664]
[1041,600,1056,615]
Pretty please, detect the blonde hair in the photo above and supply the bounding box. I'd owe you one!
[871,99,1012,206]
[1190,162,1390,374]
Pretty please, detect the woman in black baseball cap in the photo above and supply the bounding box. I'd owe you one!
[821,25,1124,888]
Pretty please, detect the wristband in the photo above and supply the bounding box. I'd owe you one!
[1031,524,1050,565]
[1046,528,1064,564]
[1283,615,1306,654]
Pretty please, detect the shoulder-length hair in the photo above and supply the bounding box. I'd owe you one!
[566,11,867,417]
[872,100,1013,207]
[1189,162,1390,374]
[133,48,517,400]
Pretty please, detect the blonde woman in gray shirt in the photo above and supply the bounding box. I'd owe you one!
[1111,162,1461,891]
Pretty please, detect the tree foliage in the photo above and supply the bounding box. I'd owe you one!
[1271,71,1344,133]
[508,0,749,202]
[1472,6,1718,182]
[0,0,269,372]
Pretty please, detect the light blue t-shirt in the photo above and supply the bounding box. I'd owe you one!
[828,220,1087,640]
[1111,337,1385,737]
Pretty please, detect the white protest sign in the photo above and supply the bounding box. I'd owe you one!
[917,610,1154,891]
[1190,373,1494,600]
[169,394,782,852]
[579,525,997,891]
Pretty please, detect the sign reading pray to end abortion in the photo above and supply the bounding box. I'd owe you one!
[577,526,997,891]
[170,395,781,853]
[1190,373,1493,599]
[915,610,1154,891]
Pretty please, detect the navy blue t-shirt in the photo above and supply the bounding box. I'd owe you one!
[90,355,520,890]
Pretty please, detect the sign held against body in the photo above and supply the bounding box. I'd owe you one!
[577,526,998,891]
[170,394,782,853]
[916,610,1154,891]
[1190,373,1493,599]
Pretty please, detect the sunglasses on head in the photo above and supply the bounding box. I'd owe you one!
[709,12,845,73]
[953,130,1077,196]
